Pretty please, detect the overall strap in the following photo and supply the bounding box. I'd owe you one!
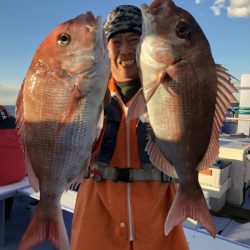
[86,164,178,183]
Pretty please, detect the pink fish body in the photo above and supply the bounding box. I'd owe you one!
[128,0,237,238]
[16,12,110,250]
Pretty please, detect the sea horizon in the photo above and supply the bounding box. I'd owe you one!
[5,104,15,116]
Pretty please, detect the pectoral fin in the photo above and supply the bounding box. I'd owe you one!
[126,88,147,122]
[60,85,83,125]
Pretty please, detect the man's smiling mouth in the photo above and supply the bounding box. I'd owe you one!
[120,60,135,66]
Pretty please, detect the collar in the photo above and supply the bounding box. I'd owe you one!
[108,78,125,106]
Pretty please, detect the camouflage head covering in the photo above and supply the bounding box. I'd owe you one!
[104,5,142,41]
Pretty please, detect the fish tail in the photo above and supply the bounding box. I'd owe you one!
[18,204,69,250]
[164,185,217,238]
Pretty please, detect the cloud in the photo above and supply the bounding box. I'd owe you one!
[195,0,201,4]
[210,0,226,16]
[0,83,21,105]
[227,0,250,18]
[209,0,250,18]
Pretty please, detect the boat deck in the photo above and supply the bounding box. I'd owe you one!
[0,186,249,249]
[184,187,250,248]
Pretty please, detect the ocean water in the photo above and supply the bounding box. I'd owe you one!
[5,105,15,116]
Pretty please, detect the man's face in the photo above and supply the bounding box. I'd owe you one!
[107,32,141,83]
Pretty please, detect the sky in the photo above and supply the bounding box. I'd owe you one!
[0,0,249,105]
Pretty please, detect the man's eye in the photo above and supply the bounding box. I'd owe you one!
[113,40,121,44]
[131,38,139,42]
[111,39,120,43]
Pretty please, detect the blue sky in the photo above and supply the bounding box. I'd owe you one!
[0,0,249,104]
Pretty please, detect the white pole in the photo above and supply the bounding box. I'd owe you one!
[237,74,250,135]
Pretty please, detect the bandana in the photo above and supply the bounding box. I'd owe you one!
[104,5,142,41]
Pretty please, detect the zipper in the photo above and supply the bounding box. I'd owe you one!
[126,114,133,241]
[113,94,134,241]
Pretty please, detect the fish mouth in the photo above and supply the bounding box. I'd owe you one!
[171,58,183,66]
[165,58,186,75]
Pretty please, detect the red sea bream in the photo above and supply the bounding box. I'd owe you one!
[128,0,237,238]
[16,12,110,250]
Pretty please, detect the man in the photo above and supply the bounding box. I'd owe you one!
[70,5,189,250]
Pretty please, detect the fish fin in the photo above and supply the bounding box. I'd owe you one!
[127,75,163,122]
[196,126,220,171]
[15,81,40,192]
[145,137,177,178]
[144,78,162,102]
[15,81,26,144]
[92,109,106,158]
[197,65,238,171]
[66,167,87,191]
[95,106,105,141]
[126,88,147,122]
[25,151,40,192]
[148,0,166,11]
[60,86,83,125]
[18,204,69,250]
[15,81,25,132]
[164,186,217,238]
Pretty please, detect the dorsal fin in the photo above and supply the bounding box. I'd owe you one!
[197,65,238,170]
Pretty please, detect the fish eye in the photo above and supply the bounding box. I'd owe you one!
[57,33,71,46]
[176,21,191,39]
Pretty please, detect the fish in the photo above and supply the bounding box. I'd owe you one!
[16,12,110,250]
[127,0,237,238]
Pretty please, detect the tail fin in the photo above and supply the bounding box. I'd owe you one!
[165,186,217,238]
[18,204,69,250]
